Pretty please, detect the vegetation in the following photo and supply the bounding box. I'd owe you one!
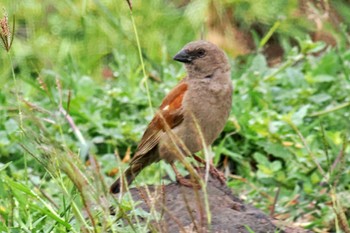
[0,0,349,232]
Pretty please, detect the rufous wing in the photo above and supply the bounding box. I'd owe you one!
[133,80,188,158]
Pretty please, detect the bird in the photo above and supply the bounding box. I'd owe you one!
[110,40,233,193]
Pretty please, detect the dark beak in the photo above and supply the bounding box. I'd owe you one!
[173,49,192,63]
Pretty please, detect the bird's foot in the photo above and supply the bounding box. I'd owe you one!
[194,165,226,185]
[192,155,226,185]
[209,166,226,185]
[171,162,201,189]
[176,176,201,189]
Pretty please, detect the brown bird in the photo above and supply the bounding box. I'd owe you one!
[110,40,232,193]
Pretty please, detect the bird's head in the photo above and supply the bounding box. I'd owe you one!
[173,40,230,79]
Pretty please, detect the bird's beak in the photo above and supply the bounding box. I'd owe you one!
[173,49,192,63]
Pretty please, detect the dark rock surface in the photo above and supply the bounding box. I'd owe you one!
[121,170,310,233]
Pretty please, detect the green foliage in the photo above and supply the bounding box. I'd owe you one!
[230,0,309,36]
[0,0,349,232]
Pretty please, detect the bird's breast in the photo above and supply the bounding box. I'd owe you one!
[180,79,233,152]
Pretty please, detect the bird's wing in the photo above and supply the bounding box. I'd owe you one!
[133,80,188,157]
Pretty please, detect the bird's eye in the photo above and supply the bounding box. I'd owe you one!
[196,49,206,57]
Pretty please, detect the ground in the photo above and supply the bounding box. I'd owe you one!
[116,169,311,233]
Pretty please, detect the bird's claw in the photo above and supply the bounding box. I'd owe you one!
[209,166,226,185]
[176,176,201,189]
[194,165,226,185]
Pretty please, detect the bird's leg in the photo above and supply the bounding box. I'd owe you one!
[170,162,201,189]
[192,154,226,185]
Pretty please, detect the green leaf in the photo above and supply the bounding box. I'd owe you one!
[313,74,335,82]
[4,118,19,135]
[0,162,11,172]
[253,152,269,166]
[291,105,310,125]
[271,161,282,171]
[5,178,71,229]
[220,148,243,161]
[310,172,321,184]
[0,131,10,146]
[309,93,331,104]
[256,141,292,160]
[250,54,268,73]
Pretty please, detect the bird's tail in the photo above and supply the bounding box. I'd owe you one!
[110,164,142,194]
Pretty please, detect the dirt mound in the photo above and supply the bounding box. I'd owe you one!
[121,170,311,233]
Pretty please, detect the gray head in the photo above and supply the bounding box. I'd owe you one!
[173,40,230,78]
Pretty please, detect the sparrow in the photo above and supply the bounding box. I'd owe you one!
[110,40,233,193]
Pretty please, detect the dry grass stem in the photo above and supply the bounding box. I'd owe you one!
[0,9,14,52]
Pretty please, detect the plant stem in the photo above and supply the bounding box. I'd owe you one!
[129,10,153,113]
[309,102,350,117]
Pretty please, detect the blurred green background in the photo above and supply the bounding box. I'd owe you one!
[0,0,350,232]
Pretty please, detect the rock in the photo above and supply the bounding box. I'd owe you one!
[117,169,311,233]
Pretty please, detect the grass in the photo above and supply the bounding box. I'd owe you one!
[1,0,350,232]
